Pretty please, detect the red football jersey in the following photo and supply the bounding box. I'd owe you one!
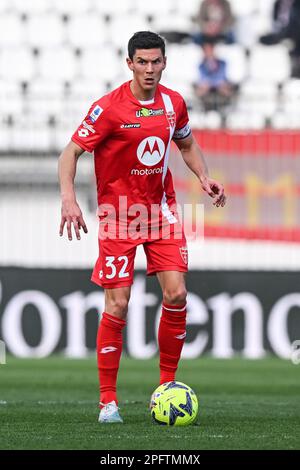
[72,81,191,231]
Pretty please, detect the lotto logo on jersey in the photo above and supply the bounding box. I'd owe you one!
[78,128,89,138]
[137,137,165,167]
[89,105,103,123]
[78,120,96,138]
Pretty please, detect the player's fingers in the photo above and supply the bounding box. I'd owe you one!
[78,221,84,233]
[213,195,222,207]
[214,193,226,207]
[67,218,72,241]
[221,195,226,207]
[79,216,88,233]
[214,183,225,198]
[72,218,81,240]
[59,218,66,236]
[212,182,224,196]
[202,182,215,197]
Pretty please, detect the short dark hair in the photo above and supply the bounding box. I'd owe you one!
[128,31,166,60]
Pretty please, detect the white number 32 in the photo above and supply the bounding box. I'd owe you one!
[105,256,129,279]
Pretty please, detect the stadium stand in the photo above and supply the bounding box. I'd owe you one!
[1,0,299,155]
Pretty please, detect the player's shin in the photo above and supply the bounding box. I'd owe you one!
[97,312,126,407]
[158,303,187,384]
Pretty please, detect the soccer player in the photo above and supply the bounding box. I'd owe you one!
[58,31,226,423]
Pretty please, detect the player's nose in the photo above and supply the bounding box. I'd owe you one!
[146,63,154,73]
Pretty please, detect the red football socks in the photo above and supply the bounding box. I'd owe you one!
[97,312,126,408]
[158,303,187,384]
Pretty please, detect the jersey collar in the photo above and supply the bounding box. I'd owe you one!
[125,80,161,106]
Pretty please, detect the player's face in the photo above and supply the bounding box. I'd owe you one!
[127,48,166,95]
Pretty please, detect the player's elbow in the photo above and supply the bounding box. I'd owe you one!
[59,141,84,161]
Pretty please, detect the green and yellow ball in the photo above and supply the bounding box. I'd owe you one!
[150,381,198,426]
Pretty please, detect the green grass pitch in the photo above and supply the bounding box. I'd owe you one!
[0,356,299,450]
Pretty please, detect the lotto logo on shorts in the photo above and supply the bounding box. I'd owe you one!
[179,246,188,264]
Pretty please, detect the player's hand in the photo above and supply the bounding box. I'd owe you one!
[200,176,226,208]
[59,199,88,240]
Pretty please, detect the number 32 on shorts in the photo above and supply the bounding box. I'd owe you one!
[104,256,129,279]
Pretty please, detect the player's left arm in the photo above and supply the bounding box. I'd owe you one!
[174,132,226,207]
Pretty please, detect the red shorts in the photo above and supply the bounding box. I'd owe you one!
[91,223,188,289]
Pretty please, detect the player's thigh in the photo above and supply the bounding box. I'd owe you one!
[104,285,132,318]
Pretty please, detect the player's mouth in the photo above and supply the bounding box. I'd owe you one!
[144,78,155,85]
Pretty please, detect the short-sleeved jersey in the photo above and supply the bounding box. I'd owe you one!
[72,81,191,229]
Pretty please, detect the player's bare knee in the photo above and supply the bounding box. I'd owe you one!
[163,287,187,306]
[106,297,129,319]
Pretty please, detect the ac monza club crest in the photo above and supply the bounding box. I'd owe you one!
[166,111,176,127]
[179,246,188,265]
[137,136,165,167]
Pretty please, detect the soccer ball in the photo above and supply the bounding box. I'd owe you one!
[150,381,198,426]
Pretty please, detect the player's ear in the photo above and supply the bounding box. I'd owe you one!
[126,57,134,71]
[162,56,167,70]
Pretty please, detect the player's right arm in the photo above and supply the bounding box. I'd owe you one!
[58,98,112,240]
[58,140,88,241]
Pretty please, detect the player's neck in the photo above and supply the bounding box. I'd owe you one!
[130,80,156,102]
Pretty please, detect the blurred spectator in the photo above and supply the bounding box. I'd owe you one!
[194,0,235,45]
[260,0,300,69]
[194,41,233,111]
[260,0,300,46]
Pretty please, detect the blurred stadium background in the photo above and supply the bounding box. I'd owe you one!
[0,0,300,363]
